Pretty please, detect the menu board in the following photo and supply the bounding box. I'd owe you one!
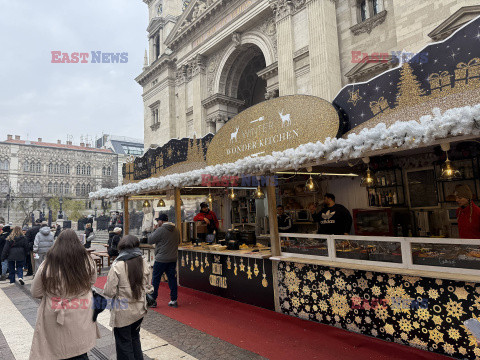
[407,169,438,208]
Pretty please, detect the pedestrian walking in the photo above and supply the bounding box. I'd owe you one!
[84,223,95,248]
[108,227,122,257]
[1,226,29,285]
[104,235,153,360]
[0,225,11,281]
[33,222,55,273]
[148,214,180,308]
[54,223,62,238]
[29,229,99,360]
[25,219,42,276]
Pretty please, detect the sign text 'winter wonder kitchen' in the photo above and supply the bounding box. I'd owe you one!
[206,95,340,166]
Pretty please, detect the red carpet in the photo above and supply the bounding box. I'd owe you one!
[94,276,107,289]
[95,277,448,360]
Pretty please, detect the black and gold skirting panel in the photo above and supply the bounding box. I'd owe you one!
[277,261,480,359]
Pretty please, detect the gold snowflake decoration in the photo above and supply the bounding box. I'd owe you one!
[384,323,395,335]
[329,292,351,317]
[445,299,465,319]
[415,286,425,295]
[454,287,469,300]
[306,271,316,282]
[416,308,431,321]
[448,328,460,341]
[318,281,329,296]
[428,289,439,300]
[432,315,443,325]
[375,307,389,321]
[372,286,381,296]
[323,271,332,281]
[399,319,413,333]
[429,328,444,344]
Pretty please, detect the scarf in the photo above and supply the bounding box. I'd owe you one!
[114,248,143,263]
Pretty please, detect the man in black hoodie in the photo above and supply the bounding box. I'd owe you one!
[148,214,180,308]
[311,193,352,235]
[25,219,42,276]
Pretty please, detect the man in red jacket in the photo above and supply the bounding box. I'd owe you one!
[193,202,219,235]
[455,185,480,239]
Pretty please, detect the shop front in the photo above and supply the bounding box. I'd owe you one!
[91,16,480,359]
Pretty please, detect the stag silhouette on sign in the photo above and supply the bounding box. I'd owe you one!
[230,127,239,142]
[279,110,291,127]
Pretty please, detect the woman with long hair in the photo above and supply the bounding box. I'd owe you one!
[1,226,29,284]
[104,235,153,360]
[29,229,100,360]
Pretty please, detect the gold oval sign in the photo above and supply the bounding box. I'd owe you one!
[206,95,340,166]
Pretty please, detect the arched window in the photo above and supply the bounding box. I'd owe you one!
[87,165,91,176]
[107,167,112,176]
[0,160,9,171]
[48,182,53,194]
[60,164,65,174]
[29,162,34,172]
[54,164,59,174]
[76,184,81,196]
[81,165,86,175]
[76,165,81,175]
[64,183,69,195]
[86,184,91,194]
[36,162,41,173]
[81,183,86,195]
[48,163,53,174]
[102,167,106,176]
[53,183,59,194]
[24,161,30,172]
[360,0,367,21]
[0,181,8,194]
[66,164,70,174]
[59,183,64,194]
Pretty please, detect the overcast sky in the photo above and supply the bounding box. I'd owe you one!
[0,0,148,145]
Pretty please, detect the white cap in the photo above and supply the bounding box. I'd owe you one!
[113,227,122,234]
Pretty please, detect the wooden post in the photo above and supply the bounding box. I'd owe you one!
[123,196,129,235]
[266,184,280,256]
[174,188,183,240]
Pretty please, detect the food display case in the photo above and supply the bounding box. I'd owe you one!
[353,208,393,236]
[335,238,402,263]
[412,241,480,270]
[281,235,328,256]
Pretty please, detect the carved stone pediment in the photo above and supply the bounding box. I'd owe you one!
[344,55,395,83]
[350,10,387,35]
[428,5,480,41]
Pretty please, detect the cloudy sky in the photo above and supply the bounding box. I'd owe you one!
[0,0,148,144]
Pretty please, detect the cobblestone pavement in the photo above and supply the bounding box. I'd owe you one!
[0,253,266,360]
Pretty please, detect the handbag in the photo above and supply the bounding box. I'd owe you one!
[146,292,156,307]
[92,289,107,322]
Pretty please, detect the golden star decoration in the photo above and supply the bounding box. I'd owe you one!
[239,259,245,272]
[347,89,362,106]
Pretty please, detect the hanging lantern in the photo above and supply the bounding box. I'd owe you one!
[157,198,165,207]
[440,155,461,180]
[305,175,318,192]
[255,185,265,199]
[142,199,151,207]
[207,192,213,203]
[229,188,236,200]
[360,167,377,187]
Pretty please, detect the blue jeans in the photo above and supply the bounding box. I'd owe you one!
[8,260,24,284]
[152,261,177,301]
[1,260,7,276]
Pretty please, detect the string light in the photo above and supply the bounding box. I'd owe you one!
[157,198,165,207]
[229,188,236,200]
[142,199,150,207]
[207,192,213,204]
[305,175,318,192]
[440,154,461,180]
[360,167,377,187]
[255,185,265,199]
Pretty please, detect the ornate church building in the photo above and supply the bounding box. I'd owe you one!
[138,0,480,149]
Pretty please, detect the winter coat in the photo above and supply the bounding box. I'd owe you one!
[148,222,180,263]
[0,232,8,257]
[29,259,100,360]
[54,226,61,238]
[193,210,219,233]
[107,234,121,257]
[1,236,29,262]
[103,257,153,328]
[33,226,55,254]
[457,202,480,239]
[25,225,41,250]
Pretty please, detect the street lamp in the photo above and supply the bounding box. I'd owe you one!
[6,190,13,223]
[42,203,46,221]
[58,196,64,219]
[94,206,98,218]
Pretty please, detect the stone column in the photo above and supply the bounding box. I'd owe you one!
[215,115,226,132]
[175,65,188,138]
[191,54,207,136]
[306,0,342,101]
[271,1,296,96]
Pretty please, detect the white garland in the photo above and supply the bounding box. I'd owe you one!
[90,104,480,199]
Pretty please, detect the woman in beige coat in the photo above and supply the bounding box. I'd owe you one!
[104,235,153,360]
[29,229,100,360]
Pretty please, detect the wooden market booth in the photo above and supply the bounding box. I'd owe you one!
[91,17,480,360]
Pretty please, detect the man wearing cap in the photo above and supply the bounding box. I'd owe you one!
[107,227,122,257]
[148,214,181,308]
[455,184,480,239]
[194,202,219,235]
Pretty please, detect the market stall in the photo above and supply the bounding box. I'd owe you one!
[90,16,480,360]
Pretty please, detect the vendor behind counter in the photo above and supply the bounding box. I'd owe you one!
[309,193,353,235]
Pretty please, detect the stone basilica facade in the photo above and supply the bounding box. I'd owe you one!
[139,0,479,149]
[0,135,119,224]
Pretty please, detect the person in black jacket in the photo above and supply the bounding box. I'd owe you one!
[310,193,353,235]
[277,205,293,232]
[84,223,94,249]
[1,226,29,285]
[108,227,122,257]
[54,224,61,239]
[0,225,11,281]
[25,219,42,276]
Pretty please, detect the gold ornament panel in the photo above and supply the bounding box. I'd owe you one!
[277,261,480,360]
